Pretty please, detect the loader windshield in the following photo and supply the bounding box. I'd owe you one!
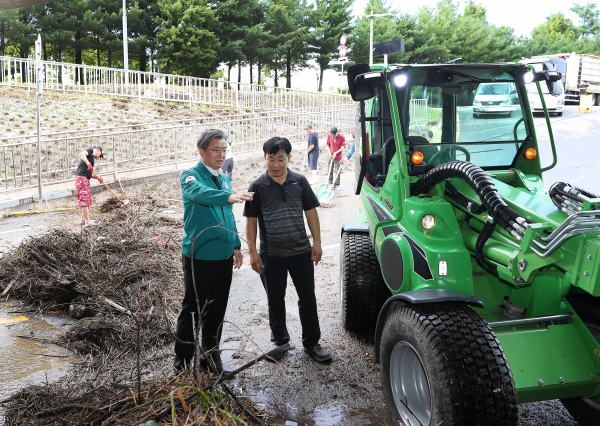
[395,66,531,169]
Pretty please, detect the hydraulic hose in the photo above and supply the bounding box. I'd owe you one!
[475,219,498,276]
[411,161,529,240]
[549,182,600,214]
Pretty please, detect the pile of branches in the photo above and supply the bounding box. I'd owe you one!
[0,209,183,355]
[0,201,288,425]
[3,369,268,425]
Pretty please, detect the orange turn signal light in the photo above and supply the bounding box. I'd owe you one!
[412,151,424,165]
[524,148,537,160]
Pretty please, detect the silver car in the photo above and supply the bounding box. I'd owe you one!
[473,82,517,118]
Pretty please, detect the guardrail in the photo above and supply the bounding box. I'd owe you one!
[0,105,355,192]
[0,56,352,111]
[408,98,430,136]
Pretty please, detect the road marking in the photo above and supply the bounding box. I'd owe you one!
[0,225,48,235]
[235,242,341,272]
[0,316,28,324]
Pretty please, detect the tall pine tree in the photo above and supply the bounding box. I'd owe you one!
[310,0,353,91]
[156,0,218,77]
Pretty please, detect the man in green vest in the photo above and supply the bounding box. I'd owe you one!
[427,121,442,143]
[174,129,254,374]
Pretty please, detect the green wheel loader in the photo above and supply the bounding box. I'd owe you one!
[340,61,600,425]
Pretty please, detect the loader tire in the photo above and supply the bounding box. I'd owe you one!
[380,302,519,426]
[561,293,600,426]
[339,232,390,333]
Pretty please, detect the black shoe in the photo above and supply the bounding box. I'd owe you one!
[267,346,286,362]
[304,344,332,363]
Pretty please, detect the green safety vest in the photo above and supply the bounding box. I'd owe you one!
[430,128,442,143]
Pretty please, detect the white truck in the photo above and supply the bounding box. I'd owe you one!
[531,53,600,105]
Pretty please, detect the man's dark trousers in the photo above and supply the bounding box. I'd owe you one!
[174,254,233,370]
[259,251,320,348]
[328,160,341,186]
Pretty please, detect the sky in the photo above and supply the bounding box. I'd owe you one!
[352,0,586,38]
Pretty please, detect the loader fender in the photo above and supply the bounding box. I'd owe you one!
[373,289,484,363]
[340,222,369,237]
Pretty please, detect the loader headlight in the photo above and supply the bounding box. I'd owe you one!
[394,74,407,87]
[523,71,534,84]
[421,214,436,229]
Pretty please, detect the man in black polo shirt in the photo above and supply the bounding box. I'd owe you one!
[244,137,331,363]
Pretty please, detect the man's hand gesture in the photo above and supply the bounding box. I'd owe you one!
[228,192,254,204]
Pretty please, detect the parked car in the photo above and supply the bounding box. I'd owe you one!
[527,80,565,116]
[472,82,517,118]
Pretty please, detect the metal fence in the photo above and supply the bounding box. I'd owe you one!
[0,56,352,111]
[408,98,429,136]
[0,105,354,192]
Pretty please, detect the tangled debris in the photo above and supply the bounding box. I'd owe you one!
[0,210,182,355]
[0,201,269,424]
[3,367,267,425]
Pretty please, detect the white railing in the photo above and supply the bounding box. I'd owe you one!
[409,98,429,136]
[0,106,354,192]
[0,56,352,111]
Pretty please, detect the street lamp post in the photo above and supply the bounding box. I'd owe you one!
[367,11,393,66]
[123,0,129,86]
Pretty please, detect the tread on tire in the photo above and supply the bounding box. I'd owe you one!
[339,232,390,333]
[380,302,519,426]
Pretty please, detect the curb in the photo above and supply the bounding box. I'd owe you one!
[0,155,264,213]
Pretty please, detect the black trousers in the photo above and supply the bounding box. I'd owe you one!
[174,254,233,370]
[260,251,321,348]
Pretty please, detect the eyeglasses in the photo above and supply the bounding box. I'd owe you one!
[206,149,227,155]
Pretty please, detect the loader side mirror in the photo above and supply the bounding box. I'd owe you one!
[348,64,384,101]
[543,62,562,97]
[524,65,563,97]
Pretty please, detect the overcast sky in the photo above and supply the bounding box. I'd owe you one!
[352,0,586,38]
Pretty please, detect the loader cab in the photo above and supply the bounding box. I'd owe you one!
[348,63,561,199]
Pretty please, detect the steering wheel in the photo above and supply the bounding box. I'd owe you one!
[428,146,471,166]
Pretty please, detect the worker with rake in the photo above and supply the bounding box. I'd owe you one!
[174,129,254,374]
[75,145,104,227]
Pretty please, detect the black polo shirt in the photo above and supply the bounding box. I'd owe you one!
[243,169,320,257]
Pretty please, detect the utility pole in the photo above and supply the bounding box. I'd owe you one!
[123,0,129,85]
[35,35,44,209]
[367,11,393,66]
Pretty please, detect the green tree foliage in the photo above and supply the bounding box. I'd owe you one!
[350,0,514,66]
[0,9,19,57]
[571,1,600,38]
[1,0,599,85]
[262,0,311,88]
[535,12,579,42]
[521,3,600,57]
[213,0,268,85]
[155,0,218,77]
[463,0,486,19]
[311,0,353,91]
